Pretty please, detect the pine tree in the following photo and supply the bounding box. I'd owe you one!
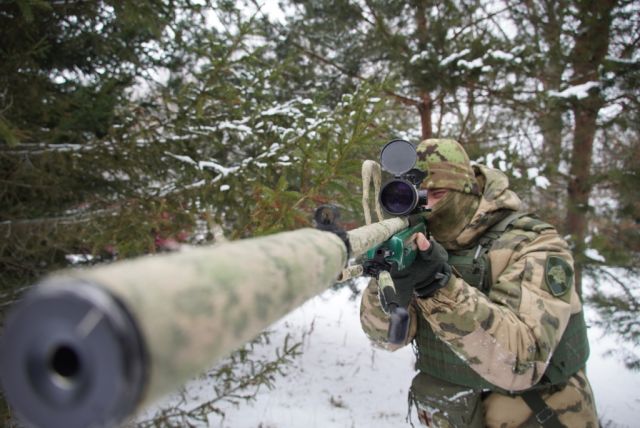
[0,0,212,296]
[279,0,521,147]
[0,1,397,424]
[502,0,639,293]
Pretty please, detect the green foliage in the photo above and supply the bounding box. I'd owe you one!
[585,267,640,370]
[0,0,210,296]
[0,0,184,145]
[0,0,403,295]
[0,2,391,423]
[131,331,303,428]
[248,89,393,235]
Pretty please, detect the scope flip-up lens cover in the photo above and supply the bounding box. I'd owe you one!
[379,139,417,176]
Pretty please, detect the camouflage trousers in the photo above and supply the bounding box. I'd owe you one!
[409,370,598,427]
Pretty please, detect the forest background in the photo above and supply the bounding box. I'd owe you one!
[0,0,638,426]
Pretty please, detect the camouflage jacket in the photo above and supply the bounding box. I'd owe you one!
[360,165,583,392]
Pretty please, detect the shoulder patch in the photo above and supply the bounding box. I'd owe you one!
[545,256,573,297]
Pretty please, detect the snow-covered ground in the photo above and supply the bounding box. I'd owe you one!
[139,277,640,427]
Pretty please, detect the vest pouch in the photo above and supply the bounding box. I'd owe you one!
[410,371,485,428]
[448,249,491,292]
[542,311,590,384]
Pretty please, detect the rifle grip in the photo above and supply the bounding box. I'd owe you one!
[378,271,410,344]
[388,306,410,344]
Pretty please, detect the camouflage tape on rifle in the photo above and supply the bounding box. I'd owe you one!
[377,271,394,293]
[347,217,409,257]
[336,264,364,282]
[58,228,347,408]
[1,217,412,427]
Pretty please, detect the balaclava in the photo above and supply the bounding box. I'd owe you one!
[415,139,481,243]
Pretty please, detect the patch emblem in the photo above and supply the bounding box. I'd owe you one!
[545,256,573,297]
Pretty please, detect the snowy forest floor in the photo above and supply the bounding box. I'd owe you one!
[137,275,640,428]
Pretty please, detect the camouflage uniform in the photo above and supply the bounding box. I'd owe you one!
[360,139,598,427]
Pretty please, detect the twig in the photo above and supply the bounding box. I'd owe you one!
[593,266,640,311]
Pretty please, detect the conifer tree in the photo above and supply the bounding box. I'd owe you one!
[279,0,526,155]
[0,0,394,298]
[503,0,638,293]
[0,1,395,424]
[0,0,209,298]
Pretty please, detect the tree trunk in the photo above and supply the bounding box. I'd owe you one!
[567,103,599,295]
[539,0,565,178]
[413,0,431,140]
[565,0,617,296]
[418,92,432,140]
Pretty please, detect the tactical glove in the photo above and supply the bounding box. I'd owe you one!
[390,239,452,299]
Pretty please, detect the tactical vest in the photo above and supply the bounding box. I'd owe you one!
[414,212,590,392]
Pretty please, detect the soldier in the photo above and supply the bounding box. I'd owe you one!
[360,139,598,427]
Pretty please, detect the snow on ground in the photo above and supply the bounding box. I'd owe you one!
[585,300,640,427]
[140,277,640,427]
[209,281,416,428]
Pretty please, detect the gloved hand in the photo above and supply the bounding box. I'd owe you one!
[390,237,452,299]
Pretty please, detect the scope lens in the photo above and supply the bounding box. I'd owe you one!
[380,180,417,216]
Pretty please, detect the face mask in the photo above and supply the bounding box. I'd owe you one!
[424,191,479,243]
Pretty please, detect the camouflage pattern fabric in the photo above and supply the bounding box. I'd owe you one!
[424,189,480,243]
[409,372,484,428]
[483,369,598,428]
[416,139,480,195]
[408,369,598,428]
[444,164,523,250]
[359,162,598,426]
[348,217,409,257]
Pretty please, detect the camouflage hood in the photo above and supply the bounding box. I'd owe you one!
[440,164,522,250]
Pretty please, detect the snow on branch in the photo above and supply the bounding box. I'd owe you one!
[165,152,198,166]
[198,160,240,176]
[165,151,242,177]
[458,58,485,70]
[605,56,640,65]
[440,49,471,66]
[527,167,550,189]
[487,50,517,62]
[261,100,304,118]
[216,121,252,135]
[549,82,600,100]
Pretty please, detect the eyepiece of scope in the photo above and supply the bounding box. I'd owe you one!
[0,279,148,428]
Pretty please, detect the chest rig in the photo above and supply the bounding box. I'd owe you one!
[413,212,590,392]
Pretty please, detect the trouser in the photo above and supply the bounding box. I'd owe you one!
[409,370,598,428]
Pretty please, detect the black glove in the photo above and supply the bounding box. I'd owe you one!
[390,239,452,299]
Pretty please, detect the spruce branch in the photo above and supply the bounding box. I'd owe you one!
[289,40,421,109]
[132,332,303,428]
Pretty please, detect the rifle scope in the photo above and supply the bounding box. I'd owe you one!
[378,139,428,216]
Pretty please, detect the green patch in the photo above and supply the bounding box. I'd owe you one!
[436,143,466,163]
[544,256,573,298]
[175,287,214,316]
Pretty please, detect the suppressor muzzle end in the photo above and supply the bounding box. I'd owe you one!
[0,279,148,428]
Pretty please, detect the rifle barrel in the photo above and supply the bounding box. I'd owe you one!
[0,218,409,428]
[1,228,346,428]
